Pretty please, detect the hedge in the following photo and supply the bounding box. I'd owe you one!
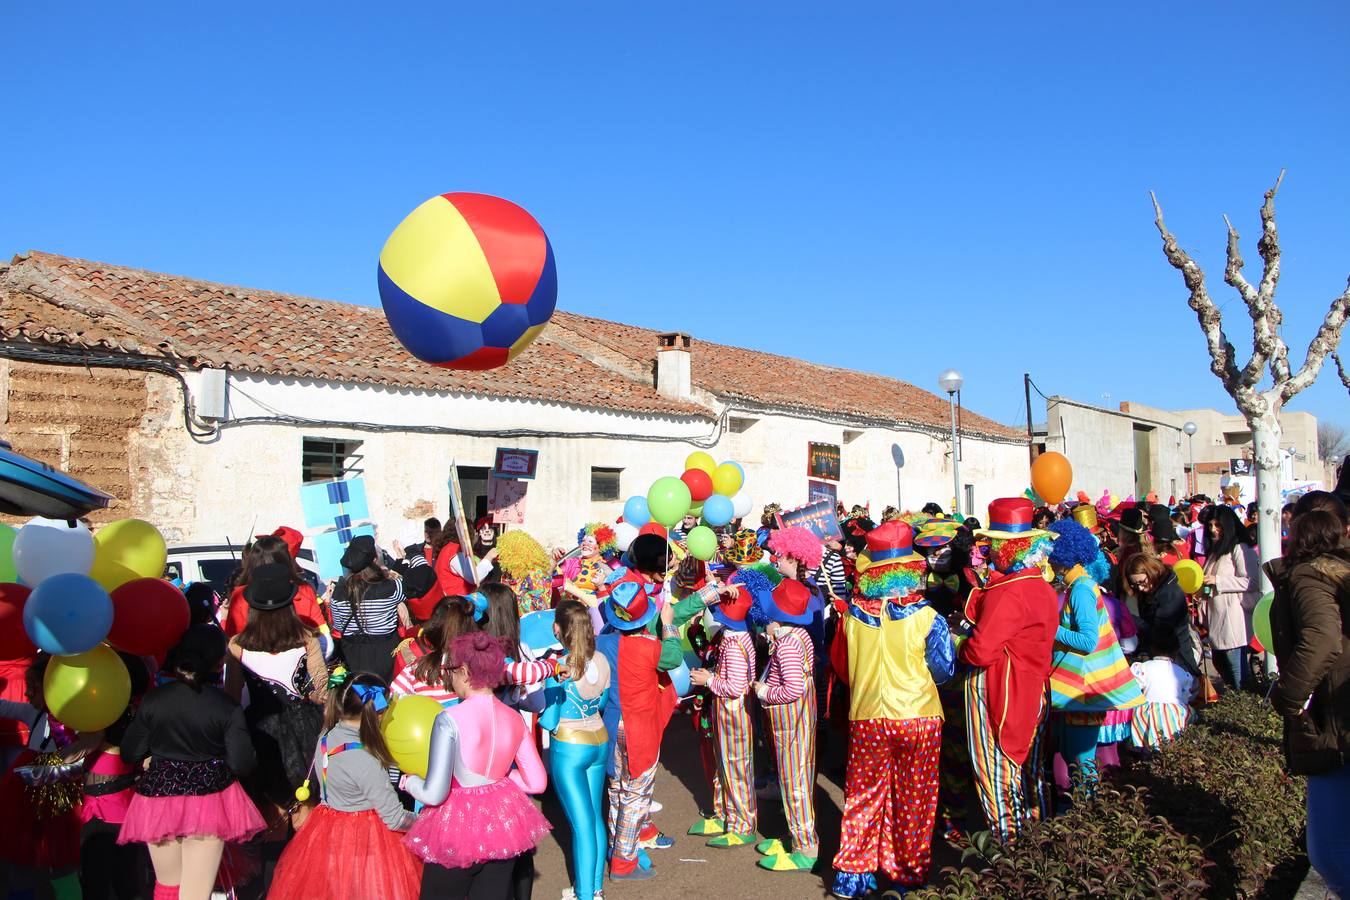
[914,693,1307,899]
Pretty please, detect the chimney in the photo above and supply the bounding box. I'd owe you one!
[656,332,692,400]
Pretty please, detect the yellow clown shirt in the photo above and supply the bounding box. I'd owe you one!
[837,597,955,722]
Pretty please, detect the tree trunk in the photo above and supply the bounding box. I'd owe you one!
[1251,414,1282,675]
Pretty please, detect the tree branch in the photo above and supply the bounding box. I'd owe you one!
[1258,171,1291,385]
[1223,213,1271,387]
[1334,351,1350,393]
[1280,276,1350,403]
[1151,190,1246,401]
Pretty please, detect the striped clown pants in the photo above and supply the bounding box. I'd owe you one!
[964,669,1050,845]
[831,716,943,887]
[712,693,757,836]
[607,721,658,863]
[764,680,819,855]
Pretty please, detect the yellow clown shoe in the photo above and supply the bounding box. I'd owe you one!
[757,852,818,873]
[687,817,726,836]
[755,838,787,856]
[706,831,757,849]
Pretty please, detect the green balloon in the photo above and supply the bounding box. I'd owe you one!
[647,477,692,527]
[686,525,718,561]
[0,525,15,583]
[1252,591,1275,651]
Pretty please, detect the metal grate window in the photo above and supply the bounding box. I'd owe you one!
[590,467,622,502]
[302,438,364,483]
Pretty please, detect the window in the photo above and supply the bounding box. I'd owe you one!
[729,417,759,433]
[964,484,975,518]
[302,438,363,483]
[590,467,622,501]
[1224,431,1253,446]
[843,429,864,444]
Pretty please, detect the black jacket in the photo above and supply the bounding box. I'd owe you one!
[1266,541,1350,776]
[1137,573,1202,677]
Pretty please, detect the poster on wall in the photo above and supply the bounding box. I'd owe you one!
[492,448,539,480]
[776,499,843,542]
[808,479,838,507]
[488,477,528,525]
[807,442,841,481]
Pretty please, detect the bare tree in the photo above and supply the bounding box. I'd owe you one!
[1150,171,1350,592]
[1334,352,1350,393]
[1319,422,1350,463]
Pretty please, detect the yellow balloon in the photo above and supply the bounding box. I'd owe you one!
[380,694,443,776]
[1174,559,1204,595]
[684,451,716,476]
[43,644,131,732]
[89,519,167,592]
[711,462,743,497]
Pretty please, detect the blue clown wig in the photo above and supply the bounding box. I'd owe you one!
[1085,548,1112,586]
[1048,519,1099,570]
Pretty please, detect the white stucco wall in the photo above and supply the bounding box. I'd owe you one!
[1043,397,1188,501]
[158,372,1029,548]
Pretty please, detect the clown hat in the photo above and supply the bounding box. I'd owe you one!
[914,518,958,548]
[600,568,660,632]
[722,528,764,566]
[974,498,1053,541]
[1071,504,1102,534]
[711,581,756,632]
[761,578,815,626]
[856,520,925,574]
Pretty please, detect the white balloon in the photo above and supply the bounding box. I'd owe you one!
[13,517,94,585]
[612,521,639,552]
[731,491,753,520]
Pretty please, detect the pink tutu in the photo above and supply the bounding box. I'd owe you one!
[118,782,266,845]
[404,778,551,868]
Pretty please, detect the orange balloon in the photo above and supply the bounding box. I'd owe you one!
[1030,452,1073,505]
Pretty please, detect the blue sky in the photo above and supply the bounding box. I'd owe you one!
[3,2,1348,430]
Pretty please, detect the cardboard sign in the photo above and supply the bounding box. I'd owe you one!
[807,442,841,481]
[776,499,843,542]
[808,479,838,506]
[448,460,479,569]
[298,477,375,583]
[488,477,528,525]
[492,448,539,480]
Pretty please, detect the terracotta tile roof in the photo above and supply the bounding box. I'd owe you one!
[0,251,1023,440]
[0,251,707,418]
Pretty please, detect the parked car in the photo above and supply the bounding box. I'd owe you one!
[165,543,321,598]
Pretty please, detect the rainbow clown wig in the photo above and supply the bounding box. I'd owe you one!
[857,520,927,601]
[987,534,1056,574]
[767,526,824,571]
[1047,520,1099,571]
[577,522,619,561]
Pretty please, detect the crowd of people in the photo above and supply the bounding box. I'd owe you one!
[0,471,1347,900]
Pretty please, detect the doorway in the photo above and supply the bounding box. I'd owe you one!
[1133,425,1155,498]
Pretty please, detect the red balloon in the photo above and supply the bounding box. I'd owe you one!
[0,584,35,659]
[109,578,190,657]
[680,469,714,503]
[638,522,668,539]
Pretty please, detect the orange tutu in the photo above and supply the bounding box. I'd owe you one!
[270,805,422,900]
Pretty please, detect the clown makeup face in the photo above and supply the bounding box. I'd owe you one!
[924,544,956,575]
[580,535,599,558]
[478,523,496,543]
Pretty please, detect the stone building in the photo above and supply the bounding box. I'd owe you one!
[0,251,1030,547]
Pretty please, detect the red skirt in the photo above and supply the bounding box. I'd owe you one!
[270,806,423,900]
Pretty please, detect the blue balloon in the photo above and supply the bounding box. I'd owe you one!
[23,573,112,656]
[668,659,692,697]
[623,495,651,527]
[519,609,560,658]
[703,494,734,527]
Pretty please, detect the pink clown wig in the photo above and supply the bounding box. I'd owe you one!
[767,526,824,571]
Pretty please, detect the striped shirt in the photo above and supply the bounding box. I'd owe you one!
[708,630,756,699]
[329,578,405,636]
[758,627,815,705]
[391,666,457,708]
[814,549,849,599]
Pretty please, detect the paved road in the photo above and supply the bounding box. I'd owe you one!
[526,712,960,900]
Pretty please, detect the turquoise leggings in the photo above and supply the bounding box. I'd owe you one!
[549,737,608,900]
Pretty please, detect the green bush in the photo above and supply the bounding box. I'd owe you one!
[1129,692,1306,898]
[913,785,1209,899]
[916,693,1306,899]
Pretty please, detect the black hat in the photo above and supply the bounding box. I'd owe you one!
[340,535,378,572]
[627,533,670,576]
[244,563,299,611]
[1148,504,1179,543]
[170,624,227,673]
[1118,507,1147,535]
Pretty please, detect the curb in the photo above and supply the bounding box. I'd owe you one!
[1294,867,1330,900]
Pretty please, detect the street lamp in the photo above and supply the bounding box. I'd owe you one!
[939,369,964,517]
[1183,421,1197,496]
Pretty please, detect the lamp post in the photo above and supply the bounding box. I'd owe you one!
[939,369,964,517]
[1183,421,1197,497]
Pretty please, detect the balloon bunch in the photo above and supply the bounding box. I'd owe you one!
[621,452,753,562]
[0,518,186,732]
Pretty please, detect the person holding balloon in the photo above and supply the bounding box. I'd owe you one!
[1199,505,1260,692]
[116,625,266,900]
[268,670,421,900]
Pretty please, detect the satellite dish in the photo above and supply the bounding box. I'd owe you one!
[891,443,905,468]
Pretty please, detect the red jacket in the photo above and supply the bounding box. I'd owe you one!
[223,582,324,637]
[960,568,1058,765]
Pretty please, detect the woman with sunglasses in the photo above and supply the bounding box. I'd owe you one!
[1122,555,1201,678]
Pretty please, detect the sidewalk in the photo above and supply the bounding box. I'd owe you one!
[1295,867,1332,900]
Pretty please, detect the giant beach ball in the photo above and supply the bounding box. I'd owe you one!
[378,193,557,371]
